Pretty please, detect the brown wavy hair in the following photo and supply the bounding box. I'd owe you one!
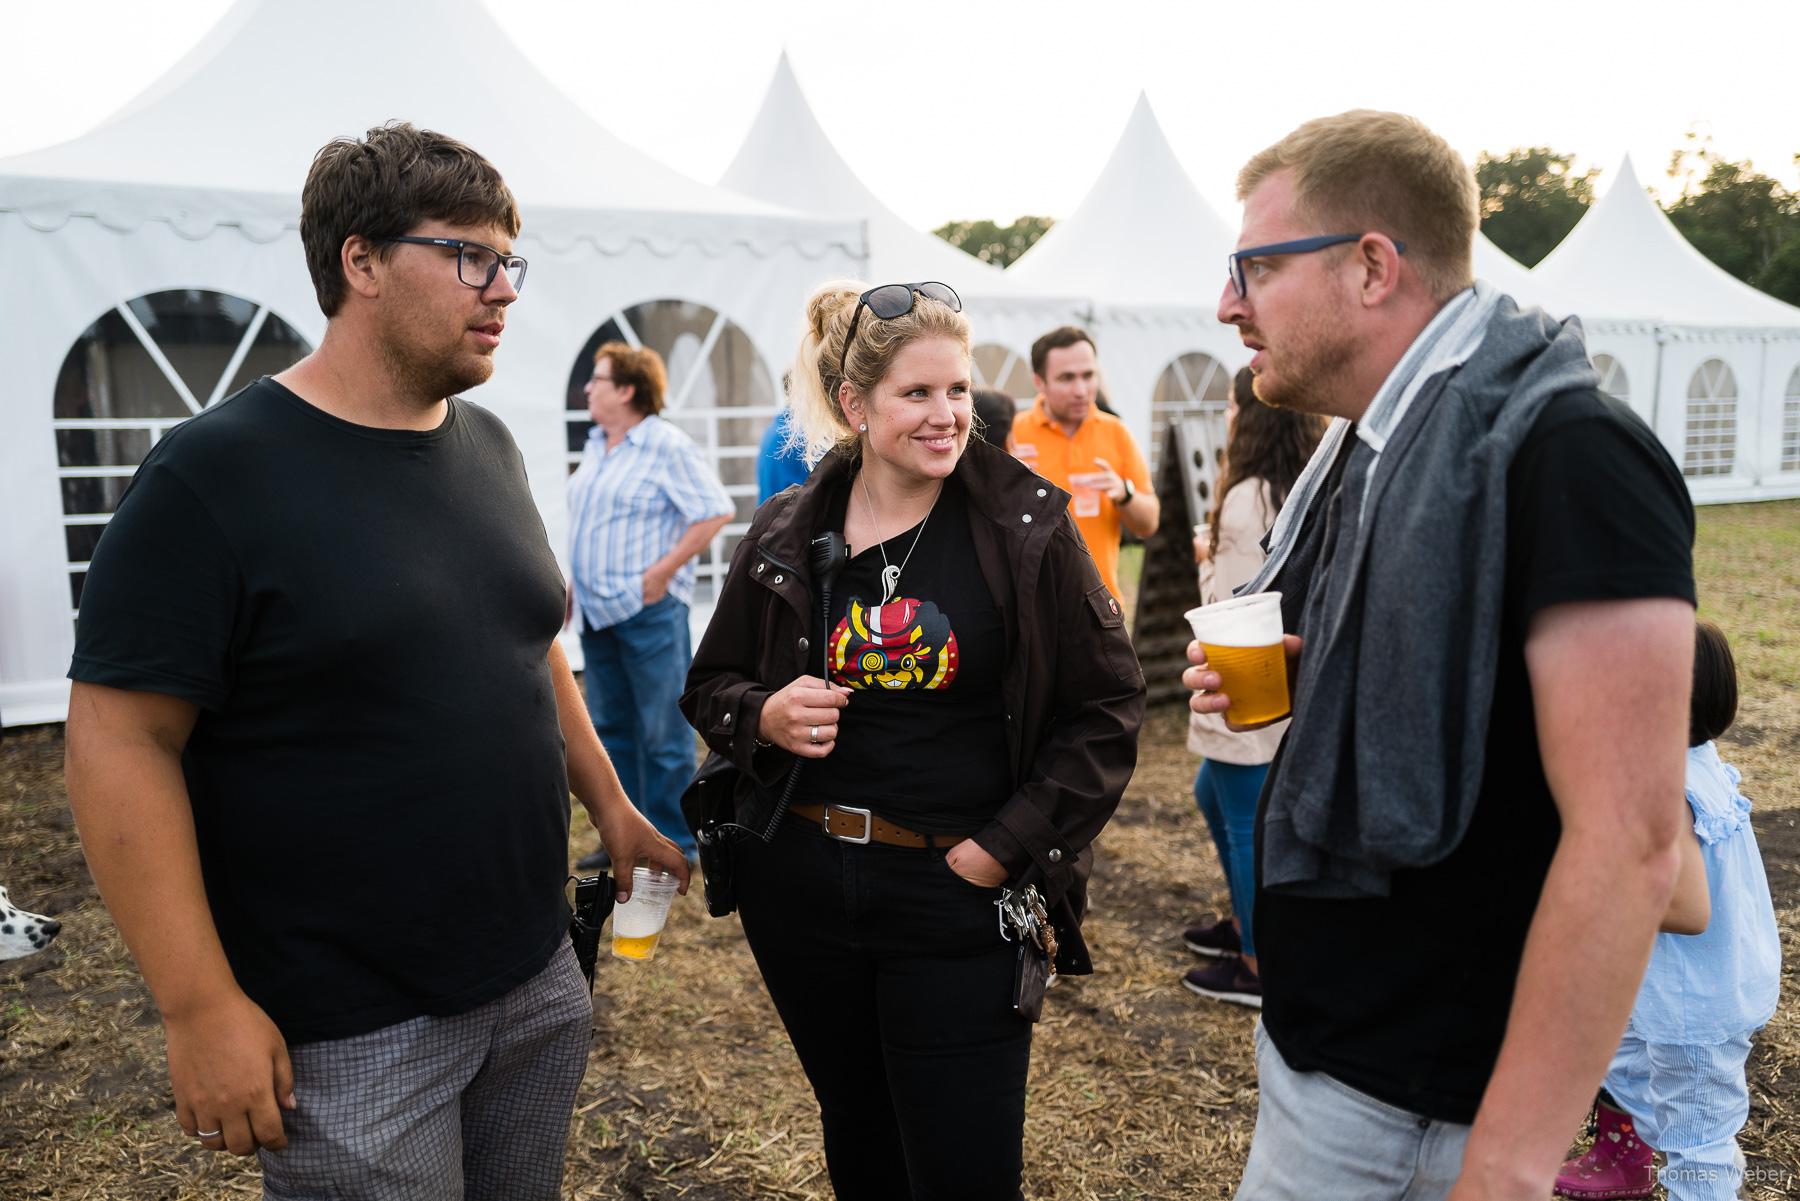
[595,342,668,416]
[1210,367,1324,558]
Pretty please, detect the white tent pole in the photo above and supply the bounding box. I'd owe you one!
[667,311,727,411]
[205,305,270,410]
[614,309,642,349]
[114,302,204,416]
[1650,328,1667,442]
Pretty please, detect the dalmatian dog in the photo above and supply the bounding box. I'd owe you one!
[0,886,61,961]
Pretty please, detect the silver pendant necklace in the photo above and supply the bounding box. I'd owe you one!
[860,473,939,604]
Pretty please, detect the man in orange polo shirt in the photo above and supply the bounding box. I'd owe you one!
[1011,326,1160,602]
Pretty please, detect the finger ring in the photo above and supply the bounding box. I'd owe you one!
[195,1128,221,1138]
[809,725,820,744]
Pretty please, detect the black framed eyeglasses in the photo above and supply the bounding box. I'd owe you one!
[1226,233,1405,299]
[838,281,963,382]
[383,235,528,294]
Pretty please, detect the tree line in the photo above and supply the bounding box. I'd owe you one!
[934,135,1800,307]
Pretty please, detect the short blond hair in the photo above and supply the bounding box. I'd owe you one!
[789,281,970,463]
[1238,110,1477,301]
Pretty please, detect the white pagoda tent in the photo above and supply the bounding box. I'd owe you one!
[1474,233,1544,303]
[1006,94,1248,468]
[1532,157,1800,501]
[719,53,1083,403]
[0,0,862,726]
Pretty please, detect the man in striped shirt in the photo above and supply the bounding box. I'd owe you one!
[568,342,733,867]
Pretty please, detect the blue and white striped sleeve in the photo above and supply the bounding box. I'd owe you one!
[664,435,734,525]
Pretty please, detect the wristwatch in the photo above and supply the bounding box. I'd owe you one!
[1118,478,1136,506]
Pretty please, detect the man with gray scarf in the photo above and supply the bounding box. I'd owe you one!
[1187,111,1696,1201]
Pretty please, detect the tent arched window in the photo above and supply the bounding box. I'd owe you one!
[565,299,777,604]
[53,290,312,616]
[1783,365,1800,473]
[971,343,1035,404]
[1150,351,1232,478]
[1682,358,1738,478]
[1591,353,1629,406]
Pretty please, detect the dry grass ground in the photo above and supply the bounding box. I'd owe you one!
[2,501,1795,1199]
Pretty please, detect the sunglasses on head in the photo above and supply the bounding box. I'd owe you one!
[837,281,963,382]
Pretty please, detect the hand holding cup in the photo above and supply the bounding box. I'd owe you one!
[1184,593,1302,731]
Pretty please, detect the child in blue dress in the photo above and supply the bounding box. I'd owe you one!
[1556,620,1782,1201]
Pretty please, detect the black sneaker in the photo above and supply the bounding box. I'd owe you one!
[1183,959,1263,1008]
[574,847,611,871]
[1182,917,1242,959]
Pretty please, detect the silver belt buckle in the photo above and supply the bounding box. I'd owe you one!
[824,804,873,844]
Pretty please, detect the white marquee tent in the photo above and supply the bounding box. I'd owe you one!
[1006,94,1249,476]
[0,0,862,726]
[1530,157,1800,501]
[719,53,1085,403]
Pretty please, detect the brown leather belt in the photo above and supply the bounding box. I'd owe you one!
[791,803,974,849]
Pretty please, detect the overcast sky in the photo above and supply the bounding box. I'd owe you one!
[4,0,1796,231]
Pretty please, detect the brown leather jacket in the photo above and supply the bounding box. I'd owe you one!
[679,438,1145,974]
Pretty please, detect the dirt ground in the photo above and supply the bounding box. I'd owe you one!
[3,502,1796,1199]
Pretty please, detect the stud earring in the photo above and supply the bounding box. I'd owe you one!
[858,422,867,432]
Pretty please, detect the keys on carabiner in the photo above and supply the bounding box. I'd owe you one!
[996,886,1036,944]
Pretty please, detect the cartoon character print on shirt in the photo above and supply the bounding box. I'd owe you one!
[828,596,959,691]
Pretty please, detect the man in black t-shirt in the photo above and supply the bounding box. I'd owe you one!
[64,124,687,1200]
[1186,112,1695,1200]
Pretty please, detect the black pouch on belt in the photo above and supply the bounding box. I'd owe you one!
[681,752,743,918]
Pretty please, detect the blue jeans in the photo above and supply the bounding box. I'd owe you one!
[1606,1032,1755,1201]
[1237,1022,1469,1200]
[1194,759,1268,959]
[580,596,695,854]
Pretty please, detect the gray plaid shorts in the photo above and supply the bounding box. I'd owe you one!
[260,939,592,1201]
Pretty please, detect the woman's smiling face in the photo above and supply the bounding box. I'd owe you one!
[849,336,972,487]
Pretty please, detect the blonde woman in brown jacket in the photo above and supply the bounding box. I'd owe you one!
[681,281,1144,1200]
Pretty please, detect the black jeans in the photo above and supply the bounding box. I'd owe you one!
[736,814,1031,1201]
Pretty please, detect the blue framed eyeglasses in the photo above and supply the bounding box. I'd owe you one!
[383,235,528,294]
[1226,233,1405,299]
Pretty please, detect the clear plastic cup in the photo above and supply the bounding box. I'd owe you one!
[610,867,679,962]
[1185,591,1290,728]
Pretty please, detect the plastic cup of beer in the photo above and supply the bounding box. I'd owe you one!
[611,867,679,962]
[1184,591,1290,728]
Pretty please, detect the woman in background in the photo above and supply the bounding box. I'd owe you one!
[1182,367,1322,1007]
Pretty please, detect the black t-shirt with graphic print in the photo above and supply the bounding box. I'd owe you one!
[797,476,1012,833]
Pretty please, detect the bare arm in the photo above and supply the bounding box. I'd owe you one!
[643,513,732,603]
[1450,597,1694,1200]
[1661,826,1710,935]
[64,682,293,1156]
[547,640,689,896]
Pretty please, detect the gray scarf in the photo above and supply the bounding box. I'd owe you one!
[1243,289,1601,897]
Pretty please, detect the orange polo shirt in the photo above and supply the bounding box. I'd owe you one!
[1010,396,1151,603]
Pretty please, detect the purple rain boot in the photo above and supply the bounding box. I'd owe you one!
[1554,1093,1655,1201]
